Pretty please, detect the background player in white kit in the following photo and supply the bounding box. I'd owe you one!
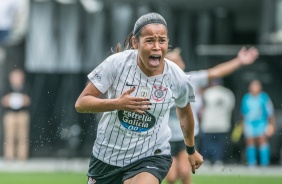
[165,47,258,184]
[75,13,203,184]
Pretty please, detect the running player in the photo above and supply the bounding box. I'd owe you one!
[75,12,203,184]
[165,46,258,184]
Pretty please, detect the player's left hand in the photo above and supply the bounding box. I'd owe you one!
[266,124,275,137]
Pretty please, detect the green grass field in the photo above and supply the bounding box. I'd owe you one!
[1,172,282,184]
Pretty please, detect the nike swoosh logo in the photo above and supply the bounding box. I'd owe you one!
[146,166,159,169]
[126,82,137,86]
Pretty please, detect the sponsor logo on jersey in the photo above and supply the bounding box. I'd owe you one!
[94,73,101,82]
[90,71,101,82]
[118,110,156,132]
[125,82,136,86]
[146,166,159,169]
[151,85,167,102]
[189,95,195,100]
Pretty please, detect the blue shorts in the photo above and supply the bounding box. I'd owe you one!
[243,122,267,138]
[87,154,172,184]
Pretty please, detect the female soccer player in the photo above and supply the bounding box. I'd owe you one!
[241,80,276,167]
[75,12,203,184]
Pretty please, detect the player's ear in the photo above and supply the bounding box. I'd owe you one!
[132,36,138,49]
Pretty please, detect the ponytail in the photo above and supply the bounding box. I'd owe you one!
[113,32,134,53]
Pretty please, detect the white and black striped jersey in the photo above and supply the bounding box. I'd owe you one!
[88,49,195,167]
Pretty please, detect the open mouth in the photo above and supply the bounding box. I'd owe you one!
[149,55,161,67]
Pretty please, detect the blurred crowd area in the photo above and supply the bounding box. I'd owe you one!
[0,0,282,165]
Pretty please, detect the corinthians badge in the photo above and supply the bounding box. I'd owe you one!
[151,85,167,102]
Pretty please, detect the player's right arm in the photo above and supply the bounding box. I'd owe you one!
[207,47,259,80]
[176,103,204,174]
[75,82,151,114]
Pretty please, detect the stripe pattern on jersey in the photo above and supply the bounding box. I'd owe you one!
[88,50,193,167]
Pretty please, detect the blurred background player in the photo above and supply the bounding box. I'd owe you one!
[166,48,192,184]
[1,68,31,160]
[201,78,235,166]
[241,79,276,167]
[165,46,258,184]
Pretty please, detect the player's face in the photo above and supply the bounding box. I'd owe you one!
[249,80,262,95]
[133,24,168,77]
[10,70,24,87]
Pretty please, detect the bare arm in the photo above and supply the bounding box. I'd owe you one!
[75,82,151,114]
[23,94,31,107]
[1,95,10,107]
[176,103,204,174]
[176,103,195,146]
[207,47,259,80]
[266,113,276,137]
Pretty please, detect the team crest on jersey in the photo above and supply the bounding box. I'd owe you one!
[118,110,156,132]
[151,85,168,102]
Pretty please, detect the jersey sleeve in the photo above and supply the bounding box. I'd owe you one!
[186,70,209,89]
[88,54,119,93]
[240,94,248,116]
[174,75,195,108]
[263,93,275,117]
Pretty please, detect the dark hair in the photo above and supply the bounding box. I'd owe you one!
[133,12,167,36]
[115,12,168,53]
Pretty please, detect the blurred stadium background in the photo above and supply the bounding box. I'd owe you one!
[0,0,282,172]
